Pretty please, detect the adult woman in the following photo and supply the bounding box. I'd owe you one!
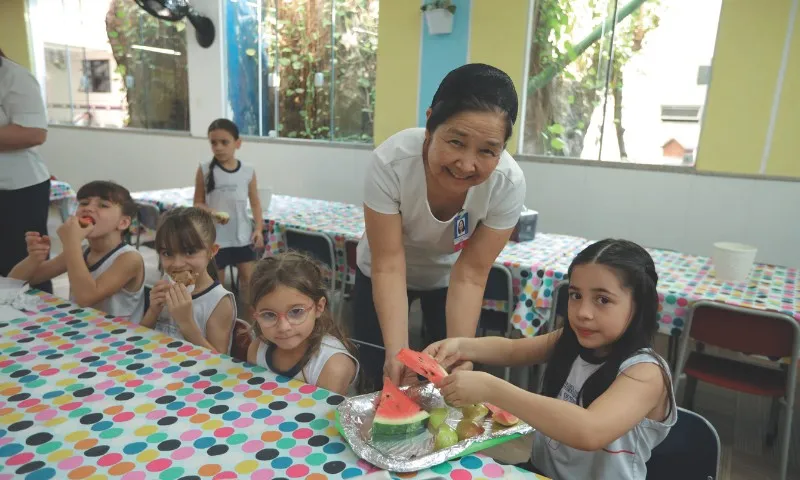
[353,64,526,388]
[0,49,52,292]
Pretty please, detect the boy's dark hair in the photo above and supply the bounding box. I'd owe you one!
[76,181,138,235]
[541,239,674,419]
[426,63,519,142]
[206,118,240,194]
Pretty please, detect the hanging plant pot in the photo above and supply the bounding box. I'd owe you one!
[424,8,454,35]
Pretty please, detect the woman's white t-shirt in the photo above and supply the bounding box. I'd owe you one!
[357,128,526,290]
[0,59,49,190]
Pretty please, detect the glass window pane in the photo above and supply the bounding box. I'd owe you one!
[34,0,189,131]
[598,0,722,165]
[522,0,617,159]
[522,0,722,166]
[331,0,378,143]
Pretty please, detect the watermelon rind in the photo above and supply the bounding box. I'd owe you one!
[372,410,430,438]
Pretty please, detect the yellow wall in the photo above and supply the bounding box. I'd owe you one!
[765,11,800,177]
[469,0,529,155]
[696,0,798,177]
[373,0,422,145]
[0,0,32,70]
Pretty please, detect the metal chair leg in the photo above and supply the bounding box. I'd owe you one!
[683,376,698,410]
[766,396,780,447]
[778,398,792,480]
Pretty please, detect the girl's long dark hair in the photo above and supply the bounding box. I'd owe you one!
[542,239,673,418]
[248,251,362,390]
[154,207,220,281]
[206,118,240,194]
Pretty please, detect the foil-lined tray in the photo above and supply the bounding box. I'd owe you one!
[335,383,533,472]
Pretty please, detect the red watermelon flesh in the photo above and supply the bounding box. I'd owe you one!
[396,348,448,384]
[485,403,520,426]
[372,377,429,438]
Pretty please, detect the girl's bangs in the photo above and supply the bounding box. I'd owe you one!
[154,215,207,254]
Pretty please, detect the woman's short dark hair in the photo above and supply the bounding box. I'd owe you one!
[426,63,518,142]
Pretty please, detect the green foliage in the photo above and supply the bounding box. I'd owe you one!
[267,0,377,142]
[104,0,189,130]
[421,0,456,14]
[524,0,662,157]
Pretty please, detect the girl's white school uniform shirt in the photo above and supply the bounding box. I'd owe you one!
[255,335,360,391]
[531,349,677,480]
[200,160,254,249]
[70,243,145,322]
[154,282,237,353]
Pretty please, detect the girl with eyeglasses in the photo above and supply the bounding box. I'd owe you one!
[246,252,360,395]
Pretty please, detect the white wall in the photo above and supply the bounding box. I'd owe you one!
[39,127,800,268]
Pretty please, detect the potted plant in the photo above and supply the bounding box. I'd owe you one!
[421,0,456,35]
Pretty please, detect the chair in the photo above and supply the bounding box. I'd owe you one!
[645,407,720,480]
[283,228,342,317]
[477,263,515,382]
[673,300,799,480]
[548,280,569,331]
[134,202,161,250]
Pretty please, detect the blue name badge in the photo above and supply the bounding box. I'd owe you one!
[453,211,469,251]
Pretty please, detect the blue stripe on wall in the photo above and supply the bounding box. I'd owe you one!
[417,0,471,127]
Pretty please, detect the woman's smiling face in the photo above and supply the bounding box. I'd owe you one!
[424,110,506,195]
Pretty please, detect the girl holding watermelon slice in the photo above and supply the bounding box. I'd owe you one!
[352,64,526,389]
[425,239,676,480]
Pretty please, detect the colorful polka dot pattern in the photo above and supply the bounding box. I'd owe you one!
[49,181,76,202]
[0,293,543,480]
[648,248,800,336]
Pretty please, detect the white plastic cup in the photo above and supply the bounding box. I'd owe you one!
[258,187,273,213]
[711,242,758,282]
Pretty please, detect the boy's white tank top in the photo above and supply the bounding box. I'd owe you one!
[200,160,254,249]
[531,349,677,480]
[70,243,145,323]
[256,334,359,391]
[154,282,236,353]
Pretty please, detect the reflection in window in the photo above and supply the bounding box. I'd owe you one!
[34,0,189,131]
[522,0,722,166]
[226,0,378,143]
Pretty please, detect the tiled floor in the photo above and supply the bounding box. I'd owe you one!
[46,208,799,479]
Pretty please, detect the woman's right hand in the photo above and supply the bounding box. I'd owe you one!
[423,338,464,371]
[25,232,50,263]
[149,280,171,313]
[383,354,421,387]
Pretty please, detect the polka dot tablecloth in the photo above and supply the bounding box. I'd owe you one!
[495,235,590,337]
[648,248,800,336]
[130,188,591,338]
[0,293,544,480]
[131,188,364,287]
[49,181,77,221]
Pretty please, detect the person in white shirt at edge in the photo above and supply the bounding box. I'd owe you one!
[0,48,52,293]
[352,63,527,389]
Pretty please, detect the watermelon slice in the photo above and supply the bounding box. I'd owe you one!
[78,216,95,228]
[396,348,448,384]
[372,377,429,439]
[485,403,520,427]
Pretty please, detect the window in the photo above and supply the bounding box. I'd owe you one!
[521,0,722,166]
[225,0,379,143]
[32,0,189,130]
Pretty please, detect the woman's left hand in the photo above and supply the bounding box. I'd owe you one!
[166,284,195,328]
[252,230,265,249]
[438,370,495,407]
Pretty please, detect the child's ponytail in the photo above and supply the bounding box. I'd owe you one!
[206,157,219,194]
